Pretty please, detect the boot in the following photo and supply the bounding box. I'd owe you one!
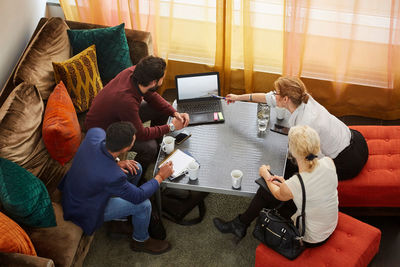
[131,238,171,255]
[213,216,248,243]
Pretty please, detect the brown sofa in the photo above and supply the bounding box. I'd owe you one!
[0,17,152,266]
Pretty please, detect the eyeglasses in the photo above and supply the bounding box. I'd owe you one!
[272,90,280,96]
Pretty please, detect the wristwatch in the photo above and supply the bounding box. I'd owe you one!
[168,123,175,132]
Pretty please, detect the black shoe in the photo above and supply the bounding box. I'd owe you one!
[213,216,247,243]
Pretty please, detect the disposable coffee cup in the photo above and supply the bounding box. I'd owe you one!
[276,107,285,120]
[231,170,243,190]
[161,136,175,154]
[188,161,200,180]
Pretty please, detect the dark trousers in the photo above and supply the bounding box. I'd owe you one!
[284,129,369,181]
[240,187,297,226]
[131,101,169,176]
[240,187,328,248]
[333,129,369,180]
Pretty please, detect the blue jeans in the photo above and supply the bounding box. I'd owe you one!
[103,163,151,242]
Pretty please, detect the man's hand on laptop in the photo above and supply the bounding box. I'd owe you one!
[173,112,190,127]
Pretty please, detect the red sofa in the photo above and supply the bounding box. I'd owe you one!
[339,126,400,212]
[255,212,381,267]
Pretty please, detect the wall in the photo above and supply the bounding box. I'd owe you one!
[0,0,47,90]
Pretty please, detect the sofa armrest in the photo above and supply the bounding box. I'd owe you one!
[0,252,54,267]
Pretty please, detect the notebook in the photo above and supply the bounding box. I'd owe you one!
[175,72,225,126]
[159,149,197,180]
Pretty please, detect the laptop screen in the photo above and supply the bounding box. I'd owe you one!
[176,72,220,101]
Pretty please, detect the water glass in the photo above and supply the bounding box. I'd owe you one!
[257,103,270,132]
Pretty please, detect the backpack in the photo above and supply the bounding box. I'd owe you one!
[161,188,208,225]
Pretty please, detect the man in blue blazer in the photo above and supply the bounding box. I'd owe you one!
[59,121,173,254]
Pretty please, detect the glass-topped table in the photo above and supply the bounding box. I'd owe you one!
[154,101,290,212]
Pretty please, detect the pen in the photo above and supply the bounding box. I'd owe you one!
[210,94,226,100]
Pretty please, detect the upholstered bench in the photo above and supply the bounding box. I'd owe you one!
[255,212,381,267]
[339,126,400,211]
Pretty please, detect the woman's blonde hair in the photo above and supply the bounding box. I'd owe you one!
[288,125,320,171]
[274,76,309,106]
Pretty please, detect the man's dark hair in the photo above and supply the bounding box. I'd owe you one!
[106,122,137,152]
[131,56,166,86]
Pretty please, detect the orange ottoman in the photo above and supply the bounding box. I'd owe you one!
[255,212,381,267]
[339,126,400,207]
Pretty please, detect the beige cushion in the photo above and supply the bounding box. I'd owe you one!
[0,83,43,166]
[28,202,83,267]
[13,17,71,100]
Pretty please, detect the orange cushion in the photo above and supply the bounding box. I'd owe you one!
[339,126,400,207]
[0,212,36,256]
[255,212,381,267]
[42,81,81,165]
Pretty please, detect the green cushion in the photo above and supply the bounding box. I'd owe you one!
[0,158,56,228]
[67,23,133,83]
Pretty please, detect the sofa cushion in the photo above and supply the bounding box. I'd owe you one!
[67,23,132,83]
[28,202,84,267]
[0,158,56,228]
[339,126,400,207]
[0,83,43,166]
[53,45,103,113]
[0,82,69,194]
[43,81,81,166]
[13,17,71,100]
[255,212,381,267]
[0,212,36,256]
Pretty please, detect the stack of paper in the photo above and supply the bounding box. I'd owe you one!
[159,149,196,178]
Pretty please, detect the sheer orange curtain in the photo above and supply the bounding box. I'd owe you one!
[59,0,400,118]
[282,0,400,118]
[60,0,160,55]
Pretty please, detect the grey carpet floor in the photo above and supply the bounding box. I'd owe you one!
[83,193,258,267]
[83,161,259,267]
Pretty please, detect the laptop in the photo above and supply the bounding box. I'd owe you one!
[175,72,225,126]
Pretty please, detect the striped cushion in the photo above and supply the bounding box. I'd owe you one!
[0,212,36,256]
[52,44,103,113]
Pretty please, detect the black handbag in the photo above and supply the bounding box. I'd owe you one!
[252,174,306,260]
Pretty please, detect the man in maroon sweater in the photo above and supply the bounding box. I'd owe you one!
[85,56,189,175]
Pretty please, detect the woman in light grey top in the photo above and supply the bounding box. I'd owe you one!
[214,125,338,245]
[225,76,368,181]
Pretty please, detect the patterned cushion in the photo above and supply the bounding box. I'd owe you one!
[0,158,56,228]
[13,17,71,100]
[52,45,103,113]
[0,212,36,256]
[0,83,43,166]
[42,81,81,166]
[67,23,133,83]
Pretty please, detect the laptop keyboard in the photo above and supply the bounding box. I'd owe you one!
[178,101,221,113]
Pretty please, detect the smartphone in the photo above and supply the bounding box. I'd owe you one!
[175,132,192,145]
[270,124,290,135]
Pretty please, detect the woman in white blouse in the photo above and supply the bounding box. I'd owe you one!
[225,76,368,181]
[214,125,339,245]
